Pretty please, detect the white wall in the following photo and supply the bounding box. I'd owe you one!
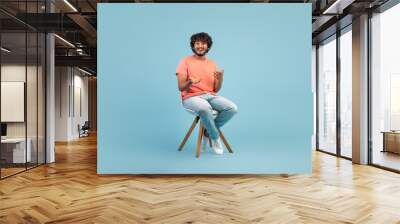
[1,66,26,137]
[55,66,69,141]
[71,72,89,138]
[55,67,89,141]
[1,64,43,137]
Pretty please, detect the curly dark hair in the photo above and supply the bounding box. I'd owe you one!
[190,32,213,53]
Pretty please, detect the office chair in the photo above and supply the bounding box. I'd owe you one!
[78,121,90,138]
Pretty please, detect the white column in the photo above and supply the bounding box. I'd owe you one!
[46,33,55,163]
[352,14,369,164]
[46,1,55,163]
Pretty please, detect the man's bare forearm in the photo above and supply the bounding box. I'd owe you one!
[179,79,192,91]
[214,76,223,92]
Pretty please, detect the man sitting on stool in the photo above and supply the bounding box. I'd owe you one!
[175,32,238,155]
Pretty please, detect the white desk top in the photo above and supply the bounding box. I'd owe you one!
[1,138,30,143]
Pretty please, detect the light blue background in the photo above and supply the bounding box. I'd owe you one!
[98,3,312,174]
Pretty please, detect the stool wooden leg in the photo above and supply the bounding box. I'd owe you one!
[178,117,200,151]
[196,123,205,158]
[218,129,233,153]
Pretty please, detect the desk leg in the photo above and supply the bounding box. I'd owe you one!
[382,133,386,153]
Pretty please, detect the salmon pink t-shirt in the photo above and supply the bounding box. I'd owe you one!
[176,55,218,100]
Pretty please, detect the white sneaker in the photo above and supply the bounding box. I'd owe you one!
[211,137,224,155]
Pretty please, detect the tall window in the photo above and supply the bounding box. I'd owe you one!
[318,36,337,154]
[371,3,400,171]
[339,28,352,158]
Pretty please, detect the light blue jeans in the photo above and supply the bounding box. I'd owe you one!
[182,93,238,140]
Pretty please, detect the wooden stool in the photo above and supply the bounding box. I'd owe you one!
[178,112,234,158]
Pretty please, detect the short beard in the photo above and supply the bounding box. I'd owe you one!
[191,47,208,56]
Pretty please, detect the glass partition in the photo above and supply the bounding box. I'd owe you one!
[1,31,28,177]
[0,1,46,179]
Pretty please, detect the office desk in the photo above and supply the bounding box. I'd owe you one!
[1,138,32,163]
[381,131,400,154]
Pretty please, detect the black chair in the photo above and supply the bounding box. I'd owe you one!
[78,121,90,138]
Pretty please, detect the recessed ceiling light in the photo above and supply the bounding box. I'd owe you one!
[322,0,354,15]
[78,67,93,76]
[63,0,78,12]
[54,34,75,48]
[1,47,11,53]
